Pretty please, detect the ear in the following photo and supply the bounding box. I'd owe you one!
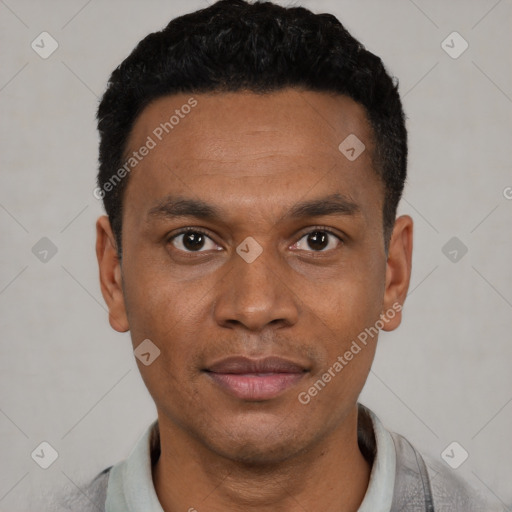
[96,215,129,332]
[381,215,413,331]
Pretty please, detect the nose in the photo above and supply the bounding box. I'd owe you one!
[213,243,300,332]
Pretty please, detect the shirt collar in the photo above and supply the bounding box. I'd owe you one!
[357,404,396,512]
[105,404,395,512]
[105,421,163,512]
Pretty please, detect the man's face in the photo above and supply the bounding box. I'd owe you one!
[99,89,408,464]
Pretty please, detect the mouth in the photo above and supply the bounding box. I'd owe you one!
[203,356,308,401]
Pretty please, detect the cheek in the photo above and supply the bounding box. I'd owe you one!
[315,260,385,337]
[121,251,199,339]
[297,280,380,420]
[125,273,206,411]
[121,257,214,392]
[304,257,385,395]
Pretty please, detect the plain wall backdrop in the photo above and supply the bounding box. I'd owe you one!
[1,0,511,509]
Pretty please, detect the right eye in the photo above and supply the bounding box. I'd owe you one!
[168,229,222,253]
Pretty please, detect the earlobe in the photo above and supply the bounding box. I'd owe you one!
[96,215,130,333]
[381,215,413,332]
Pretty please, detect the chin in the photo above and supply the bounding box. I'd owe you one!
[198,415,314,466]
[214,437,303,466]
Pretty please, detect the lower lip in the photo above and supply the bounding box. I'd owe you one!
[206,372,305,401]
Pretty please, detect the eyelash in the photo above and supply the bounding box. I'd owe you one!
[167,226,344,253]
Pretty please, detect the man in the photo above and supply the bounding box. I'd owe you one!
[58,0,503,510]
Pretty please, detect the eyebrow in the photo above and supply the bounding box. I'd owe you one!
[147,193,360,223]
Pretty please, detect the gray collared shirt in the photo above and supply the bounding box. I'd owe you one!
[53,404,505,511]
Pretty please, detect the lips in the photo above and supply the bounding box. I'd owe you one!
[204,356,308,401]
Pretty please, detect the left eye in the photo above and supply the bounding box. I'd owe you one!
[292,230,342,252]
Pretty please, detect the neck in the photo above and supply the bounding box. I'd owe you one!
[153,405,371,512]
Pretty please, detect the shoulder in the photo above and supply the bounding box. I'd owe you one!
[424,455,505,512]
[49,466,111,512]
[391,431,505,512]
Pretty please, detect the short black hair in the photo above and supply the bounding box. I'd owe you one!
[96,0,407,256]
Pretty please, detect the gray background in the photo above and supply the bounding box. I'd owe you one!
[1,0,511,509]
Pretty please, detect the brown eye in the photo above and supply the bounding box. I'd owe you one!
[306,231,329,251]
[170,230,220,252]
[292,230,341,252]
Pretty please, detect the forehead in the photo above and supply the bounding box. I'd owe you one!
[128,89,373,161]
[122,89,382,227]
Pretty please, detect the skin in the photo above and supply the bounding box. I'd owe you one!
[96,89,413,512]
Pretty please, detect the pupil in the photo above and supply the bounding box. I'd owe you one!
[183,232,204,251]
[308,231,328,251]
